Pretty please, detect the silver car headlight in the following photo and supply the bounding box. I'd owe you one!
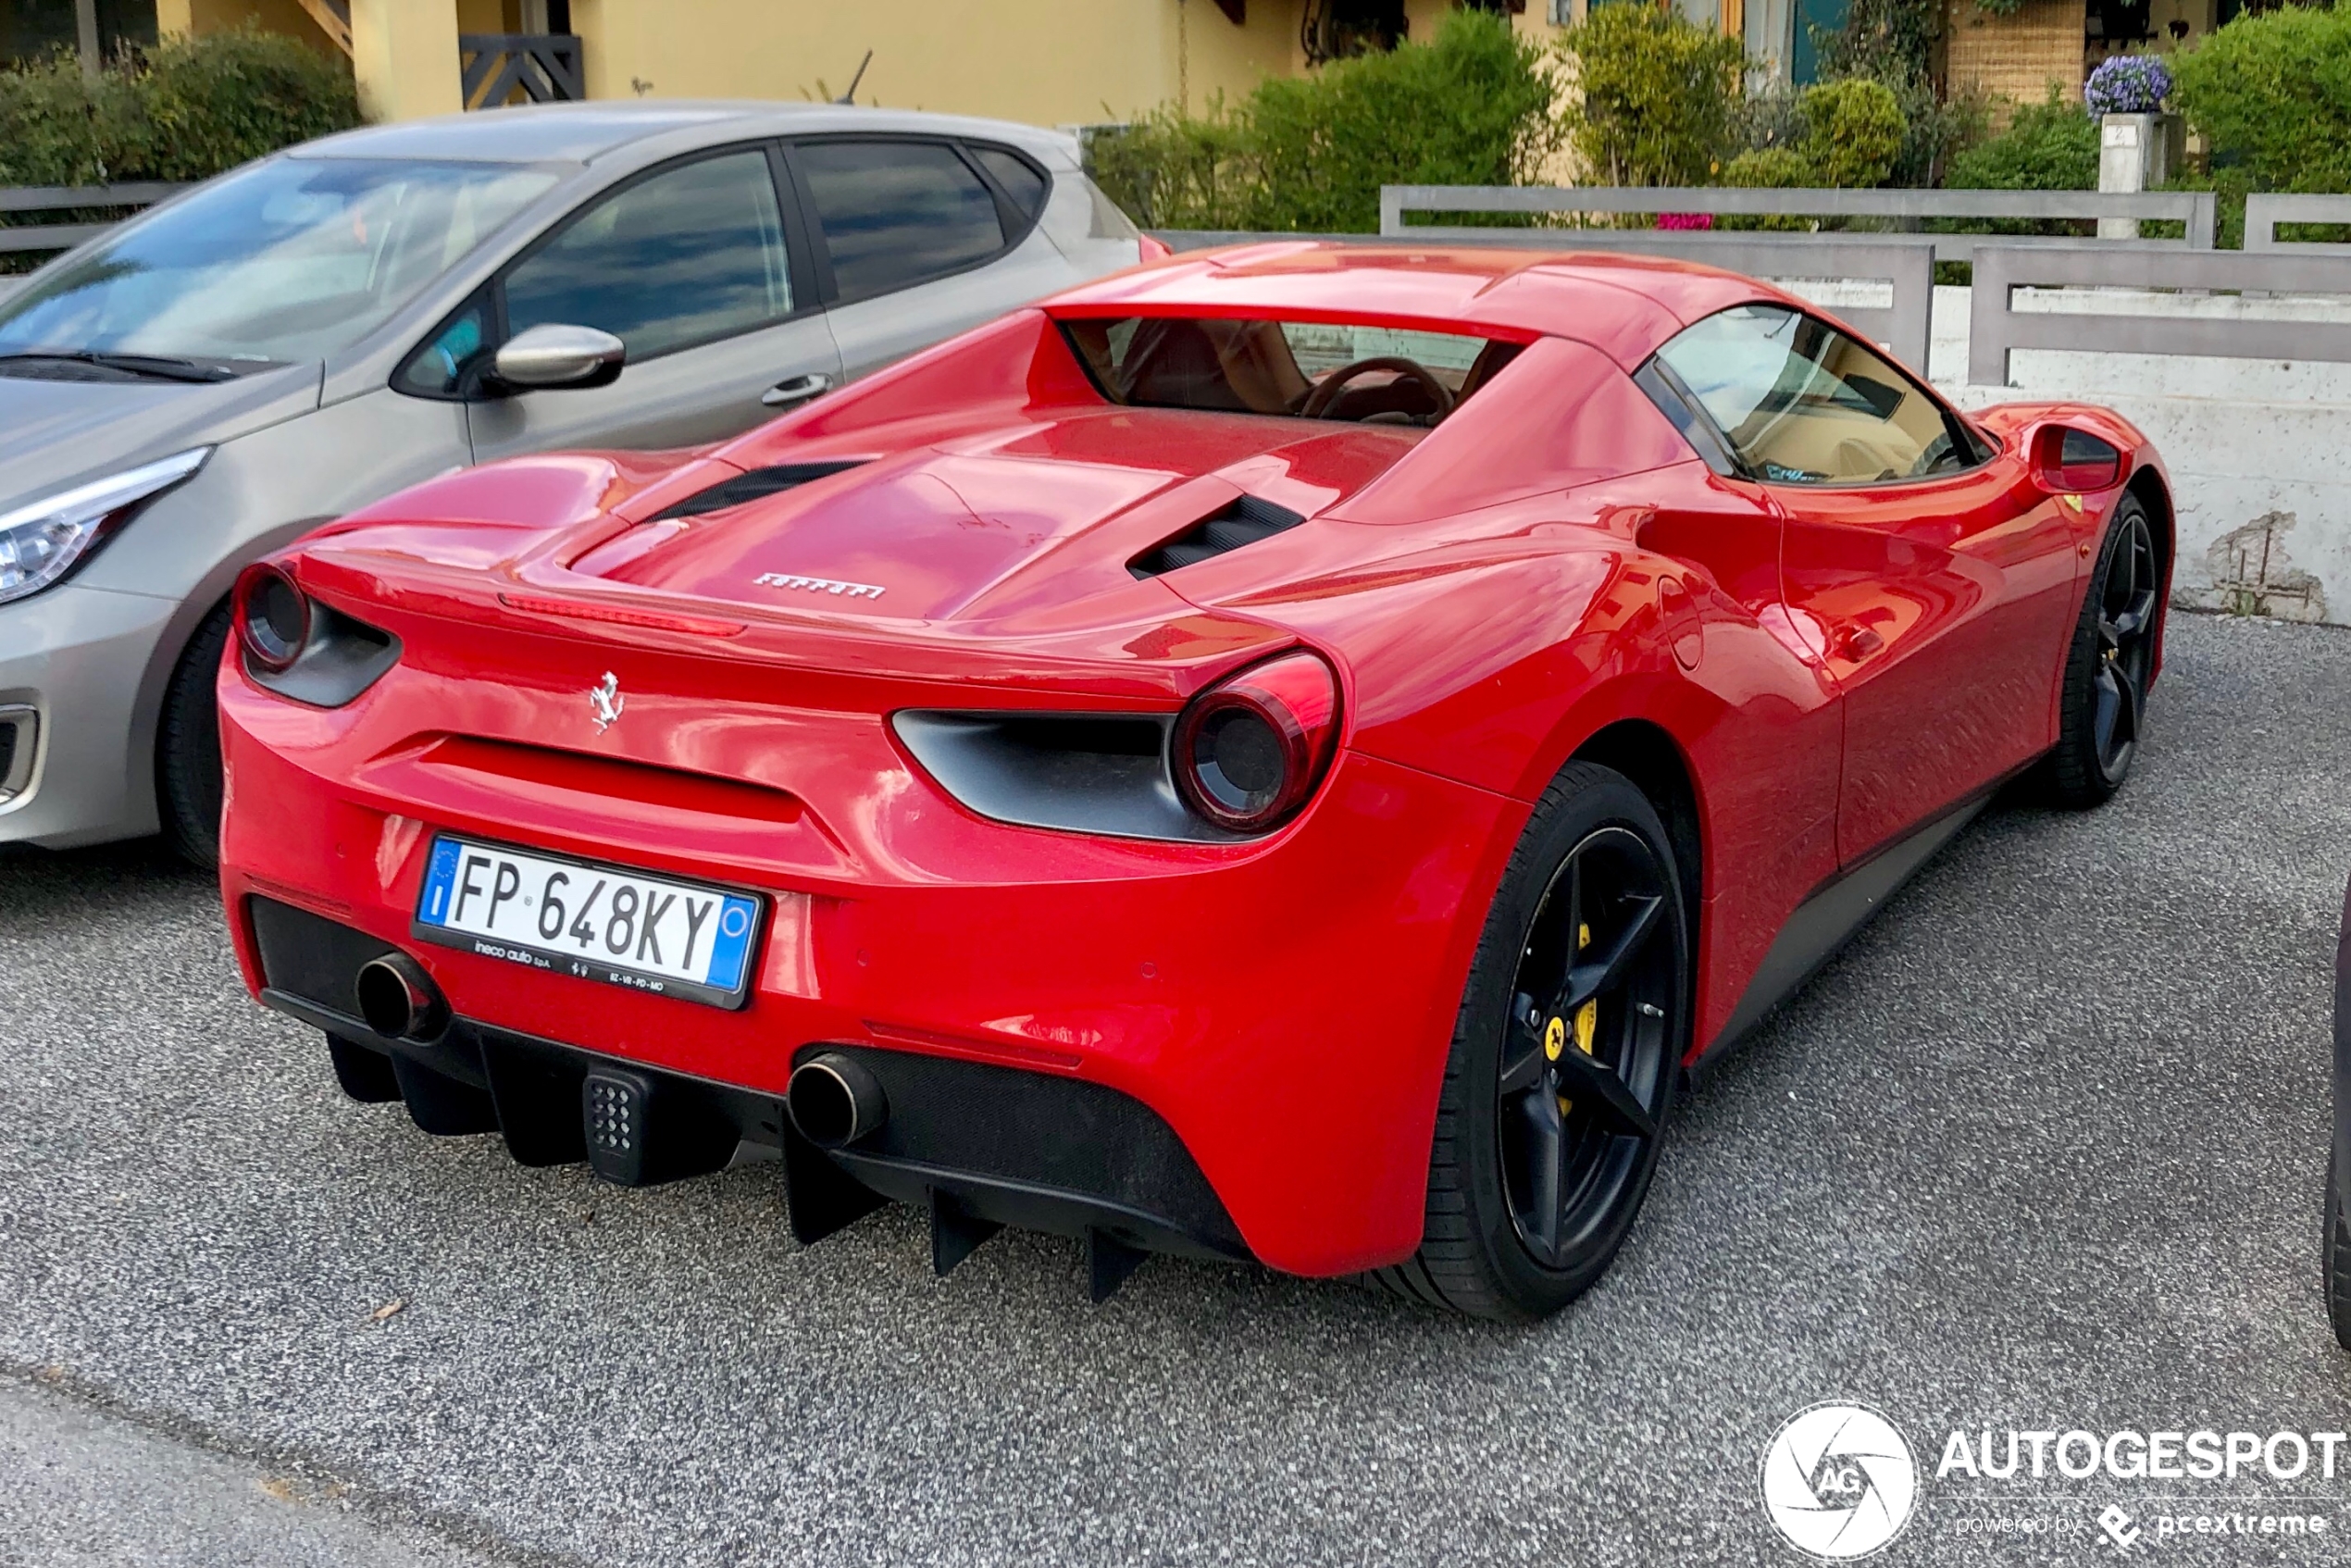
[0,447,212,606]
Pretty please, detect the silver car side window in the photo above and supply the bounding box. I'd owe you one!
[502,150,792,364]
[794,140,1007,304]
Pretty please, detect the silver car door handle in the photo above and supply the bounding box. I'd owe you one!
[761,373,833,407]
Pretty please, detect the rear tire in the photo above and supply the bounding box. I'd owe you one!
[2328,1152,2351,1352]
[1372,762,1688,1320]
[2047,494,2159,809]
[156,600,231,867]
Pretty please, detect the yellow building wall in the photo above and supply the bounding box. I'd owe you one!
[568,0,1303,126]
[156,0,1585,129]
[155,0,342,54]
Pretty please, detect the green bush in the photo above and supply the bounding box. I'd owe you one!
[0,26,356,189]
[1555,2,1743,187]
[0,53,111,187]
[119,27,361,181]
[1082,101,1261,231]
[1799,76,1905,187]
[1717,145,1814,229]
[1944,90,2097,192]
[2172,6,2351,194]
[1086,10,1558,233]
[1249,10,1561,232]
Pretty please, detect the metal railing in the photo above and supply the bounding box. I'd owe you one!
[1151,227,1934,370]
[1378,184,2220,263]
[1969,243,2351,385]
[460,32,586,110]
[2245,193,2351,257]
[0,181,188,257]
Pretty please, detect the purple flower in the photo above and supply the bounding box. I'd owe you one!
[1656,211,1714,230]
[2085,55,2171,116]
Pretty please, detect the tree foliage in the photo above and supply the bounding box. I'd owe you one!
[1086,10,1559,232]
[2171,5,2351,194]
[1799,76,1907,187]
[1555,3,1745,187]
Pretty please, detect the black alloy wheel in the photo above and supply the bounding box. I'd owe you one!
[1497,825,1677,1269]
[2050,495,2160,807]
[1375,763,1688,1320]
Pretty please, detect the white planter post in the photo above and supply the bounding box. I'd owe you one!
[2099,112,2184,240]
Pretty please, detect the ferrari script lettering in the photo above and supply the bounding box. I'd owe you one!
[753,572,886,601]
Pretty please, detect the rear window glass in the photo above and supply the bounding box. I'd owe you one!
[972,146,1050,223]
[1060,316,1518,428]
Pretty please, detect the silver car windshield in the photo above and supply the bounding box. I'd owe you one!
[0,156,558,369]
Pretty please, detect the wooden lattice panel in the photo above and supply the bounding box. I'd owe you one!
[1947,0,2085,118]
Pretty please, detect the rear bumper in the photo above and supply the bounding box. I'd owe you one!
[218,678,1524,1276]
[0,582,174,848]
[251,895,1250,1261]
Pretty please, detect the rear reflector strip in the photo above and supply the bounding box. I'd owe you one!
[497,593,745,638]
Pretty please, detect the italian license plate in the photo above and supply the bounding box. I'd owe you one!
[411,835,765,1009]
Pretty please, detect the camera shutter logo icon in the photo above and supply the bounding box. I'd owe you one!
[1759,1402,1919,1560]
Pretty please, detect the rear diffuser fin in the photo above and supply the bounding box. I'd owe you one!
[929,1189,1005,1277]
[1087,1228,1148,1302]
[783,1126,887,1246]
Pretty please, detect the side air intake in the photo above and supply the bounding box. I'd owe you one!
[1127,494,1306,579]
[650,461,869,520]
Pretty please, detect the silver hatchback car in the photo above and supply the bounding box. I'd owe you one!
[0,101,1151,862]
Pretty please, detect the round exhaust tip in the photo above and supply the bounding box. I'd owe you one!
[788,1052,888,1149]
[355,953,447,1041]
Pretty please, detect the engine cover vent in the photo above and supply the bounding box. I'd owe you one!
[1128,494,1306,579]
[651,460,869,520]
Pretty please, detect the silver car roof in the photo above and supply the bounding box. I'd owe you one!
[292,101,1080,168]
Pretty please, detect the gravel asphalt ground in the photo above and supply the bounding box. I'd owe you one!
[2,611,2346,1567]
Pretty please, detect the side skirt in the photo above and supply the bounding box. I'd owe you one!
[1688,791,1992,1082]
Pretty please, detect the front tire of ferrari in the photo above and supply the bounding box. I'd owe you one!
[2047,493,2160,809]
[1375,762,1689,1320]
[156,599,231,868]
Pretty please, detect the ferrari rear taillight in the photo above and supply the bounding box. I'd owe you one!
[235,561,309,672]
[1174,652,1340,833]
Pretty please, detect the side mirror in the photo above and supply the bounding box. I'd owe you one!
[490,324,627,392]
[2031,424,2123,494]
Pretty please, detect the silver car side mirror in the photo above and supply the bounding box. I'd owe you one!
[491,324,627,392]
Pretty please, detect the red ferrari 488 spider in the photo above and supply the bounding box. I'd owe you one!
[218,243,2171,1318]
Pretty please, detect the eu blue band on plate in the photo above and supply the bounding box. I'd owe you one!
[704,895,760,991]
[421,839,464,924]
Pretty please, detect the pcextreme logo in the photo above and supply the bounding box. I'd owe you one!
[1760,1402,1921,1561]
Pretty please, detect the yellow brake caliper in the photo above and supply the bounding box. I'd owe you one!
[1546,921,1599,1114]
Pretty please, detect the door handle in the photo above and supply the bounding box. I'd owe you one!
[761,372,833,407]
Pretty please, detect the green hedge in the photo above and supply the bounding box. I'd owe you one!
[1086,10,1559,232]
[2173,6,2351,196]
[0,26,358,188]
[1944,92,2097,194]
